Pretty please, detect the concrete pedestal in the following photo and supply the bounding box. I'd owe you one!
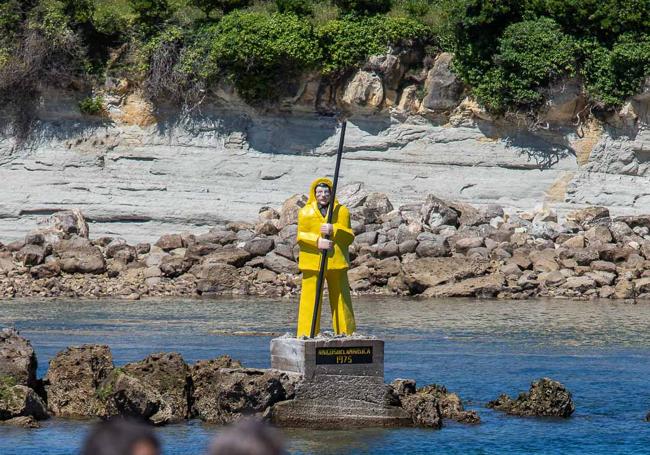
[269,336,410,429]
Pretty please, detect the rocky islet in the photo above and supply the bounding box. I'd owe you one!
[1,329,596,429]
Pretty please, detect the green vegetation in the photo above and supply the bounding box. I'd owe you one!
[0,375,18,402]
[0,0,648,123]
[79,96,105,115]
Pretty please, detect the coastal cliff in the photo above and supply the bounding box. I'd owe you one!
[0,69,648,243]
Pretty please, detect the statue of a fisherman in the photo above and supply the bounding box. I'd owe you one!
[296,177,356,337]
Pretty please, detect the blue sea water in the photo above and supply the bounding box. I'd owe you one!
[0,296,649,454]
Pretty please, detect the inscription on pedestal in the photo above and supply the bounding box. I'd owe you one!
[315,346,373,365]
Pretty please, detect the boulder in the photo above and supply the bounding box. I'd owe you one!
[244,238,275,257]
[399,391,442,428]
[421,53,464,112]
[423,273,505,298]
[30,261,61,279]
[98,371,172,425]
[341,70,384,113]
[155,234,185,251]
[414,384,480,424]
[0,328,38,389]
[159,256,192,278]
[263,253,299,275]
[15,244,46,266]
[38,209,89,239]
[195,263,240,294]
[585,226,612,244]
[0,383,48,421]
[366,53,404,89]
[192,357,293,423]
[278,194,307,229]
[487,378,575,418]
[105,240,137,264]
[58,247,106,274]
[360,193,393,225]
[420,195,458,228]
[415,238,449,258]
[203,248,252,268]
[122,352,191,422]
[44,345,113,417]
[402,257,490,294]
[566,207,610,228]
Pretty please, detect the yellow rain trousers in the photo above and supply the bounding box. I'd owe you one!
[296,177,356,337]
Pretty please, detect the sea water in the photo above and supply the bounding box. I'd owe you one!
[0,297,649,454]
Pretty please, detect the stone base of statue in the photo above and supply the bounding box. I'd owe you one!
[268,335,411,429]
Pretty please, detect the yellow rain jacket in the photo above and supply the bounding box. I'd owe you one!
[297,177,355,271]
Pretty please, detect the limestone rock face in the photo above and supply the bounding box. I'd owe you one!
[0,328,38,389]
[192,361,291,423]
[366,54,404,90]
[44,345,113,417]
[0,384,48,421]
[487,377,575,418]
[540,78,586,124]
[122,352,191,422]
[341,71,384,113]
[421,53,464,112]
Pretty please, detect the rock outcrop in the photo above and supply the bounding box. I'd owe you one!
[122,352,191,422]
[2,188,650,301]
[0,328,38,389]
[44,345,113,417]
[389,379,479,427]
[192,366,292,424]
[487,378,575,418]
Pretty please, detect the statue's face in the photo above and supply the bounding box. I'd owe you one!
[315,186,331,206]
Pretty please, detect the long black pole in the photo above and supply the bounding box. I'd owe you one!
[309,120,347,338]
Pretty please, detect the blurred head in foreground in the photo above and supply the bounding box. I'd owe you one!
[81,418,160,455]
[209,418,286,455]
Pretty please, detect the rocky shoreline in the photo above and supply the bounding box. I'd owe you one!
[0,328,586,429]
[1,184,650,301]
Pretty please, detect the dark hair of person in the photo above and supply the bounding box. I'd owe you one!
[209,418,286,455]
[81,418,160,455]
[315,183,331,191]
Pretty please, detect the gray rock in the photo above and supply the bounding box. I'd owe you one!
[421,53,464,112]
[15,244,46,266]
[420,195,458,228]
[155,234,184,251]
[159,256,192,278]
[0,384,48,421]
[0,329,38,389]
[244,237,275,257]
[58,247,106,274]
[263,252,299,274]
[355,231,378,245]
[44,345,113,417]
[487,378,575,418]
[122,352,191,422]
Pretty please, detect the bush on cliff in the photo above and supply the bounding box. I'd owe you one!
[318,15,430,76]
[207,11,321,102]
[472,18,576,112]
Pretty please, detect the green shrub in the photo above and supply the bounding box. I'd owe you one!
[318,15,430,75]
[79,96,105,115]
[130,0,172,33]
[275,0,313,16]
[472,18,576,112]
[333,0,392,16]
[191,0,251,17]
[208,11,321,101]
[580,34,650,107]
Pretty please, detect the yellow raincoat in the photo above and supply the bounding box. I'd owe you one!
[296,177,356,336]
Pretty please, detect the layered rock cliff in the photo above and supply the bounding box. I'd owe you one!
[0,53,648,242]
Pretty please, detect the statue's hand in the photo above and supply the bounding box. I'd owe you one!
[320,223,333,235]
[317,238,333,251]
